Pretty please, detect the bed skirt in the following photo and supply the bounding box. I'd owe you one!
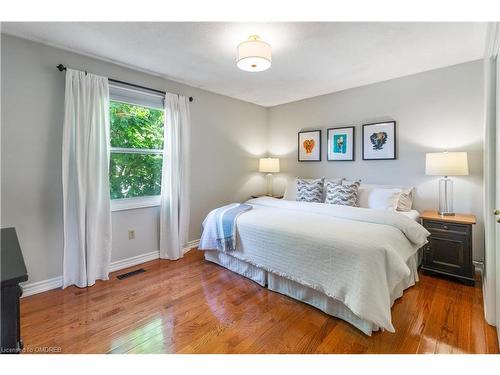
[203,249,421,335]
[267,272,377,334]
[204,250,267,286]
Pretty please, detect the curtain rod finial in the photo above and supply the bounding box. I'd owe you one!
[189,97,194,102]
[57,64,66,72]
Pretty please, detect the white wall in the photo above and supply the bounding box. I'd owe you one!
[1,34,268,284]
[268,61,485,261]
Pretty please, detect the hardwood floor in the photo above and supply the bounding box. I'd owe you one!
[20,250,499,354]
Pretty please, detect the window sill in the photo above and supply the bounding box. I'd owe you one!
[111,196,161,212]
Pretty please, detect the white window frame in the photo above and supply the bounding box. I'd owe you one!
[109,84,165,212]
[111,195,161,212]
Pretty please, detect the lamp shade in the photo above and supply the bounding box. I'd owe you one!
[425,152,469,176]
[237,35,272,72]
[259,158,280,173]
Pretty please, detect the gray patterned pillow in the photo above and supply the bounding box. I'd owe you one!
[296,178,324,203]
[325,180,360,206]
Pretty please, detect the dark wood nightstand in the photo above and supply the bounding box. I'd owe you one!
[250,194,283,199]
[420,210,476,286]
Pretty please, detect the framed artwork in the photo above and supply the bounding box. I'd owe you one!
[327,126,355,161]
[298,130,321,162]
[362,121,396,160]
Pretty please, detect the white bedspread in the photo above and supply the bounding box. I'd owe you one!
[199,197,430,332]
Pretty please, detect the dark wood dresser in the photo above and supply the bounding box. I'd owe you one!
[1,227,28,354]
[420,211,476,286]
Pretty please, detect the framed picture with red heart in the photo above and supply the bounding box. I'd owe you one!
[298,130,321,162]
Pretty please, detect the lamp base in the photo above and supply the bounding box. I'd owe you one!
[266,173,274,196]
[438,177,454,217]
[438,211,455,216]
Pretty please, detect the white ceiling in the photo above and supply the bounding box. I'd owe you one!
[2,22,487,107]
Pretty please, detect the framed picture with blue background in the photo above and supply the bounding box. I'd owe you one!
[362,121,396,160]
[327,126,355,161]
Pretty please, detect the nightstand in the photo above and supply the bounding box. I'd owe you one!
[420,210,476,285]
[250,194,283,199]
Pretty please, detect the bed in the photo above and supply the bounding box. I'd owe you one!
[199,196,429,335]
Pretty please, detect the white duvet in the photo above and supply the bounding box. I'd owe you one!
[199,197,430,332]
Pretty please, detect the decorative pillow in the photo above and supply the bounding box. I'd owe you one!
[323,179,342,196]
[322,177,344,201]
[296,178,324,203]
[357,187,401,210]
[284,177,343,201]
[396,189,414,211]
[342,180,362,186]
[323,178,344,188]
[325,181,360,206]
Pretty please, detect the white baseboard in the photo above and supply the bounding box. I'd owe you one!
[22,239,200,298]
[184,239,200,253]
[108,250,160,273]
[22,276,64,297]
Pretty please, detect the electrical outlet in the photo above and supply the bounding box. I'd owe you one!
[128,230,135,240]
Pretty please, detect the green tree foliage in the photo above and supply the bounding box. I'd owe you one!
[109,101,164,199]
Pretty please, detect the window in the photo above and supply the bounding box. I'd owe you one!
[109,84,165,211]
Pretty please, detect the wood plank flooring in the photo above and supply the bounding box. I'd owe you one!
[20,250,499,354]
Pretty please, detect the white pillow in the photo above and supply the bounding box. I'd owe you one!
[283,177,343,201]
[357,187,401,210]
[343,181,414,211]
[283,177,303,201]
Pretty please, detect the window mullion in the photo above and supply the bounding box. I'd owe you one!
[110,147,164,155]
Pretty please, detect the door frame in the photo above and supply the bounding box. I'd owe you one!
[483,22,500,347]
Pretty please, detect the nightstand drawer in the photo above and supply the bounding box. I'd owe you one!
[423,220,470,235]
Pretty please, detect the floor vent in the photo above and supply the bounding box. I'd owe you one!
[117,268,146,280]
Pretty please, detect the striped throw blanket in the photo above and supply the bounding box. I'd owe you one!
[212,203,252,252]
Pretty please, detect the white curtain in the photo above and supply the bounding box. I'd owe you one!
[62,69,112,288]
[159,93,191,259]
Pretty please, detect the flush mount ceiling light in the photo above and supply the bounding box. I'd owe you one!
[237,35,272,72]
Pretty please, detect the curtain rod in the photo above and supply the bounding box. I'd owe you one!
[56,64,194,102]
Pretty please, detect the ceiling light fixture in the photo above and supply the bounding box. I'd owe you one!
[237,35,272,72]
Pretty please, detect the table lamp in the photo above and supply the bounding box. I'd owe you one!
[425,151,469,216]
[259,158,280,196]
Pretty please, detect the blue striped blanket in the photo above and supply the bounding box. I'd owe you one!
[213,203,252,252]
